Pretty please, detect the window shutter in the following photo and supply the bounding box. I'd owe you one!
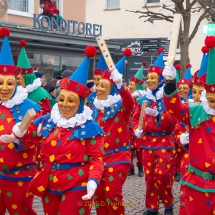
[107,0,120,9]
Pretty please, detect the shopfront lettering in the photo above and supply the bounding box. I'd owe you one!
[33,14,102,36]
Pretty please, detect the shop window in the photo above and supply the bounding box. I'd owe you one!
[104,0,120,9]
[61,56,84,72]
[8,0,34,17]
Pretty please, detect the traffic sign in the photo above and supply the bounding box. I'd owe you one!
[203,24,215,35]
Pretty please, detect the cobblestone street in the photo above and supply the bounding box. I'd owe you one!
[15,165,181,215]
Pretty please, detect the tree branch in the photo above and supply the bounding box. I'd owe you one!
[162,4,176,13]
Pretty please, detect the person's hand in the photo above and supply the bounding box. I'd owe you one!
[0,134,20,144]
[135,129,143,138]
[180,133,189,145]
[163,62,176,80]
[145,107,158,117]
[111,69,123,89]
[82,180,97,200]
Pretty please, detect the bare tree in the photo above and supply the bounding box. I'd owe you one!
[126,0,215,75]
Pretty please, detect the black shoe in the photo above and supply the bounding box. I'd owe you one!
[164,209,174,215]
[128,167,135,176]
[174,172,180,182]
[143,210,158,215]
[138,166,144,177]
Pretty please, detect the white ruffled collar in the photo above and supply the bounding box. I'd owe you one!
[132,90,146,98]
[146,86,164,101]
[26,78,41,93]
[93,94,121,110]
[51,104,93,128]
[200,90,215,115]
[0,86,28,108]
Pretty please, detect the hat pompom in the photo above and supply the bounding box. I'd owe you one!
[142,61,147,66]
[201,46,209,54]
[84,45,97,57]
[186,63,192,68]
[158,48,165,54]
[123,48,132,57]
[205,36,215,49]
[20,40,27,47]
[175,64,181,70]
[0,27,10,37]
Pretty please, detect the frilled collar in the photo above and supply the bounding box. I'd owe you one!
[0,86,28,108]
[200,90,215,115]
[50,104,93,128]
[26,78,41,93]
[93,94,121,110]
[146,86,164,101]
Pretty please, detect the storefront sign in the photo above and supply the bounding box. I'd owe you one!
[33,14,102,36]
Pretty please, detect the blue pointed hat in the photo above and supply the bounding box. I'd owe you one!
[177,64,193,87]
[94,54,108,76]
[60,46,97,99]
[148,48,164,75]
[198,46,209,78]
[115,48,132,74]
[0,27,20,76]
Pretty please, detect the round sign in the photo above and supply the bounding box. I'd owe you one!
[0,0,8,19]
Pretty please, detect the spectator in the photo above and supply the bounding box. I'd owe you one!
[44,83,57,108]
[40,0,44,9]
[34,71,47,88]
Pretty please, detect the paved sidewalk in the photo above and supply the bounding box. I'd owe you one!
[6,166,181,215]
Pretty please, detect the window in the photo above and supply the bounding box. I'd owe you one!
[147,0,160,3]
[105,0,120,9]
[143,0,160,6]
[8,0,34,17]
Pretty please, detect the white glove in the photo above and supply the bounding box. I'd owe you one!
[37,123,42,137]
[145,107,158,117]
[82,180,97,200]
[162,62,176,80]
[180,133,189,145]
[135,128,143,138]
[0,134,20,144]
[12,122,26,138]
[111,69,123,89]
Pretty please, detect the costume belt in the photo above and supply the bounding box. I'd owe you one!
[0,163,35,174]
[188,165,215,180]
[145,132,172,136]
[41,162,88,171]
[105,146,130,156]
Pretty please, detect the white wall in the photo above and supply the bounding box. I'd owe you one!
[86,0,209,73]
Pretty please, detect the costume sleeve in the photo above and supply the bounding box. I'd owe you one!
[39,98,51,115]
[163,84,191,127]
[43,1,51,14]
[54,8,59,14]
[118,85,134,123]
[86,135,104,184]
[133,102,141,131]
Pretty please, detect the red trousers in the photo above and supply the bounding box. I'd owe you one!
[42,190,92,215]
[94,164,130,215]
[175,141,186,173]
[131,148,143,167]
[143,149,176,211]
[0,179,36,215]
[184,186,215,215]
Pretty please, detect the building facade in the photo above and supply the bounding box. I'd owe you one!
[86,0,209,79]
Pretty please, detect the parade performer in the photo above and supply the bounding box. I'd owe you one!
[93,49,134,215]
[6,46,105,215]
[133,49,176,215]
[16,40,52,115]
[86,53,108,109]
[163,36,215,215]
[0,28,42,215]
[173,64,193,182]
[178,46,208,215]
[128,62,147,177]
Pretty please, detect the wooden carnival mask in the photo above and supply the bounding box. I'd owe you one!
[93,75,102,87]
[206,92,215,110]
[16,74,25,88]
[192,84,205,104]
[146,72,159,91]
[178,84,190,100]
[0,75,16,101]
[96,78,111,100]
[128,81,136,94]
[58,89,80,119]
